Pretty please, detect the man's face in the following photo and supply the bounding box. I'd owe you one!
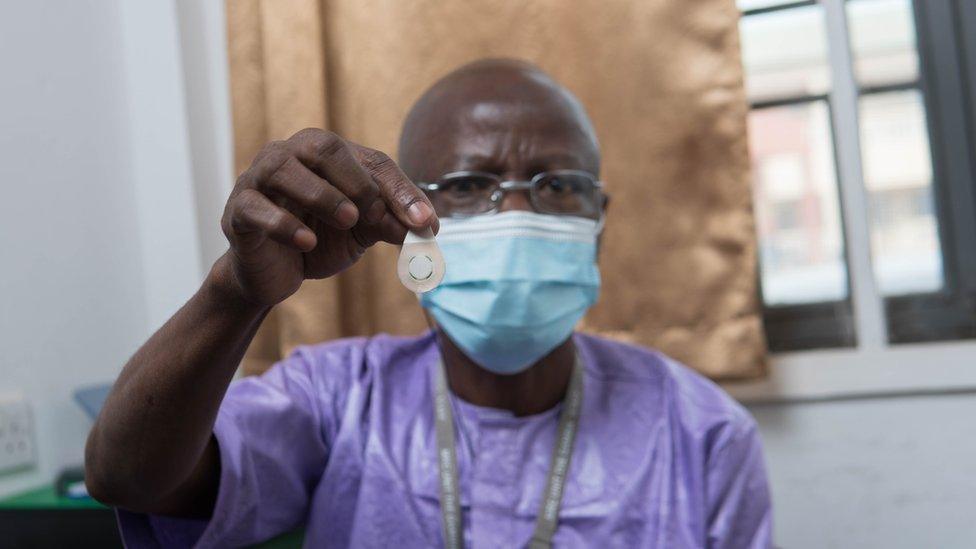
[399,62,605,359]
[399,63,604,220]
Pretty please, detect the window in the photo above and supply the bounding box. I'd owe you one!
[739,0,976,352]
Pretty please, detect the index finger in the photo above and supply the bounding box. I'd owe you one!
[288,129,385,225]
[348,142,439,234]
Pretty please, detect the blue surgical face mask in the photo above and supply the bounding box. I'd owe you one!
[420,211,601,375]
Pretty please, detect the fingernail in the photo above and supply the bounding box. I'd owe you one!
[293,227,317,250]
[407,200,432,225]
[336,200,359,228]
[366,200,386,224]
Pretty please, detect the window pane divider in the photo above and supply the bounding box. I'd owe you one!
[750,93,830,110]
[822,0,888,350]
[741,1,817,18]
[858,81,922,96]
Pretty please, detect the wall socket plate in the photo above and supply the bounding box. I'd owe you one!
[0,395,37,474]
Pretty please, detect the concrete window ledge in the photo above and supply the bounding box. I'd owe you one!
[723,340,976,405]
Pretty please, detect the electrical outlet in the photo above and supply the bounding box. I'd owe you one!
[0,396,36,474]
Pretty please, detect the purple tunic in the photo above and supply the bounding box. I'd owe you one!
[118,332,772,548]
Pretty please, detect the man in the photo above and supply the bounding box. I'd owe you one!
[86,59,772,548]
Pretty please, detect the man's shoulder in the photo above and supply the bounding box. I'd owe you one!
[576,332,755,432]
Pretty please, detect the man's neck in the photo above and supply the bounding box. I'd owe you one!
[436,330,576,417]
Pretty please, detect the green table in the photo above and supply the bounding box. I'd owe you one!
[0,484,106,510]
[0,484,119,546]
[0,485,305,548]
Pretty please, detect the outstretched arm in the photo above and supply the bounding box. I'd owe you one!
[84,129,437,518]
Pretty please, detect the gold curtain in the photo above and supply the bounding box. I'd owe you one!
[225,0,767,380]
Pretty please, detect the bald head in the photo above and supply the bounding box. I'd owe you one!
[398,59,600,184]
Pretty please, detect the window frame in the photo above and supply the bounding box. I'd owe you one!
[885,0,976,344]
[750,93,858,351]
[741,0,976,352]
[743,1,861,351]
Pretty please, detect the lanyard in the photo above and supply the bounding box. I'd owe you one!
[433,357,584,549]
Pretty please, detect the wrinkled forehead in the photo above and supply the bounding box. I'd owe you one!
[440,100,598,176]
[399,71,600,182]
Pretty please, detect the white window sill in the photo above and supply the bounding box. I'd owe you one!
[721,340,976,404]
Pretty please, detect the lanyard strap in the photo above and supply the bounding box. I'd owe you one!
[433,357,584,549]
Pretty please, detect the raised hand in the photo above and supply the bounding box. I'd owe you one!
[220,128,438,306]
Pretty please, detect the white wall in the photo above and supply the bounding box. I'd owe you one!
[0,0,230,498]
[749,392,976,548]
[174,0,235,269]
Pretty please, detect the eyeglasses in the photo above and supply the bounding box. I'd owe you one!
[417,169,605,218]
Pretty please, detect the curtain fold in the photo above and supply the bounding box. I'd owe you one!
[226,0,767,380]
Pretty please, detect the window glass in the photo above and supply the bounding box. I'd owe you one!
[748,101,849,305]
[739,5,832,103]
[859,89,944,295]
[847,0,920,87]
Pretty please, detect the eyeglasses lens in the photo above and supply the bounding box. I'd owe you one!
[430,175,499,216]
[534,173,600,217]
